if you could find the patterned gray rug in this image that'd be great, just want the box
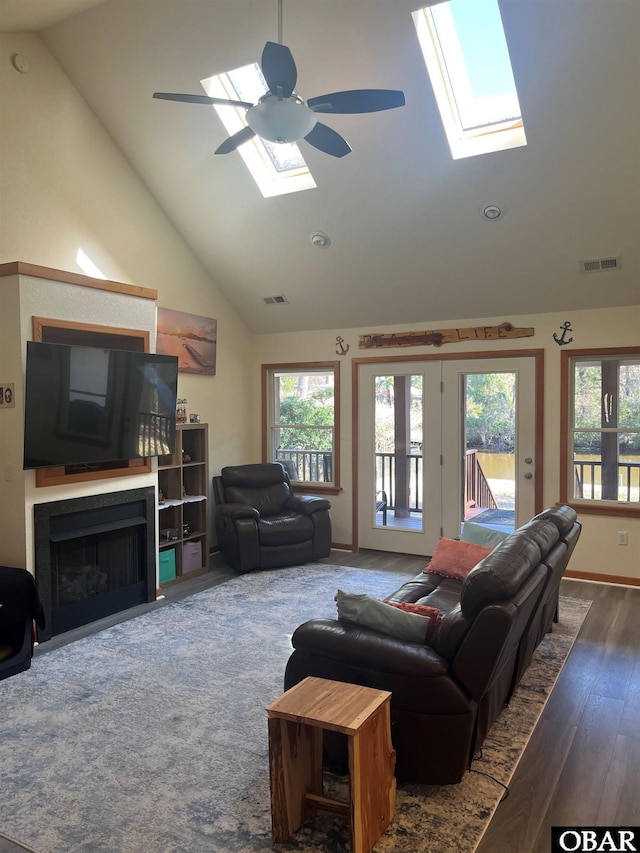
[0,563,590,853]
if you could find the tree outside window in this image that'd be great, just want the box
[263,363,339,488]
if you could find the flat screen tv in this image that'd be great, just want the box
[23,341,179,470]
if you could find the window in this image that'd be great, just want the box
[262,363,339,491]
[412,0,526,159]
[561,348,640,516]
[201,64,316,198]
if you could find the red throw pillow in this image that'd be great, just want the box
[424,537,492,581]
[384,600,443,622]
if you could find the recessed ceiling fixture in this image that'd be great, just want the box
[480,203,504,221]
[310,231,331,248]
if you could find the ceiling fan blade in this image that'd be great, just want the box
[308,89,406,114]
[215,125,257,155]
[153,92,254,109]
[261,41,297,98]
[304,122,352,158]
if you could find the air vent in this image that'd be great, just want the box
[580,256,621,274]
[263,295,288,305]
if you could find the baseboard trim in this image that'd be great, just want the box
[565,569,640,588]
[331,541,353,551]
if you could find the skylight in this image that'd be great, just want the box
[412,0,527,159]
[201,64,316,198]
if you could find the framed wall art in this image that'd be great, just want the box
[157,308,217,375]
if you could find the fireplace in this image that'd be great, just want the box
[34,488,156,640]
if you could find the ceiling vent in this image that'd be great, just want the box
[579,256,621,274]
[263,295,288,305]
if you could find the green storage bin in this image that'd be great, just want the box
[159,548,176,584]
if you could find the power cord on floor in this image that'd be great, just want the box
[470,749,510,801]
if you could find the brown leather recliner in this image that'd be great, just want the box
[212,463,331,573]
[284,506,581,785]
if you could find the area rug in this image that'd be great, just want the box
[0,563,590,853]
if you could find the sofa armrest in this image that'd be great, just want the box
[291,618,448,678]
[286,495,331,516]
[215,503,260,520]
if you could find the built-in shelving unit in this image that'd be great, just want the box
[157,423,209,584]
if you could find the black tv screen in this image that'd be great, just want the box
[23,341,179,470]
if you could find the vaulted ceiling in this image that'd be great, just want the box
[2,0,639,334]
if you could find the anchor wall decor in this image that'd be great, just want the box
[553,321,574,346]
[335,336,350,356]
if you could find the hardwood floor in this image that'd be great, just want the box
[476,578,640,853]
[3,553,639,853]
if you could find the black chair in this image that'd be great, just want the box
[0,566,45,681]
[212,463,332,573]
[376,490,388,525]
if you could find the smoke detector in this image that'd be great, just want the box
[310,231,331,248]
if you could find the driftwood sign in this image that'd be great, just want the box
[359,322,535,349]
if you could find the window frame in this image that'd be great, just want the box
[560,347,640,518]
[412,1,527,160]
[262,361,340,494]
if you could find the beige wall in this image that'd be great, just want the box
[0,33,256,542]
[0,34,638,582]
[254,306,640,580]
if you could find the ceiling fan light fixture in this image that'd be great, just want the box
[246,94,317,143]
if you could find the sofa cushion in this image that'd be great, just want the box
[532,504,578,536]
[336,590,435,644]
[460,536,542,619]
[425,538,493,581]
[258,512,313,545]
[225,482,290,516]
[461,521,510,549]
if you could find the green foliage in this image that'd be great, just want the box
[277,382,334,451]
[464,373,515,450]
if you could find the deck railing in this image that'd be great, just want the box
[275,449,333,483]
[375,453,422,512]
[573,459,640,502]
[276,449,639,505]
[465,449,499,511]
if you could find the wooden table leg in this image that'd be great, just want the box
[348,704,396,853]
[268,717,323,843]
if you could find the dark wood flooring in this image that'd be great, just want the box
[2,551,639,853]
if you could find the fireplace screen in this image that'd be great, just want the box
[34,488,156,639]
[51,526,143,609]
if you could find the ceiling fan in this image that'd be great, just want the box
[153,1,405,158]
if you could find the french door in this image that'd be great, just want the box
[357,356,538,556]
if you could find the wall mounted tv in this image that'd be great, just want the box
[23,341,179,470]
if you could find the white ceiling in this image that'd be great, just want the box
[3,0,639,334]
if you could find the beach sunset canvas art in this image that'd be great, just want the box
[157,308,217,375]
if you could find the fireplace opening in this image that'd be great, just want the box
[34,488,156,640]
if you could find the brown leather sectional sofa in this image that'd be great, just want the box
[284,505,581,785]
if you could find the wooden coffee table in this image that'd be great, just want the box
[266,676,396,853]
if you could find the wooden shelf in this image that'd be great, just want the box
[158,424,209,584]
